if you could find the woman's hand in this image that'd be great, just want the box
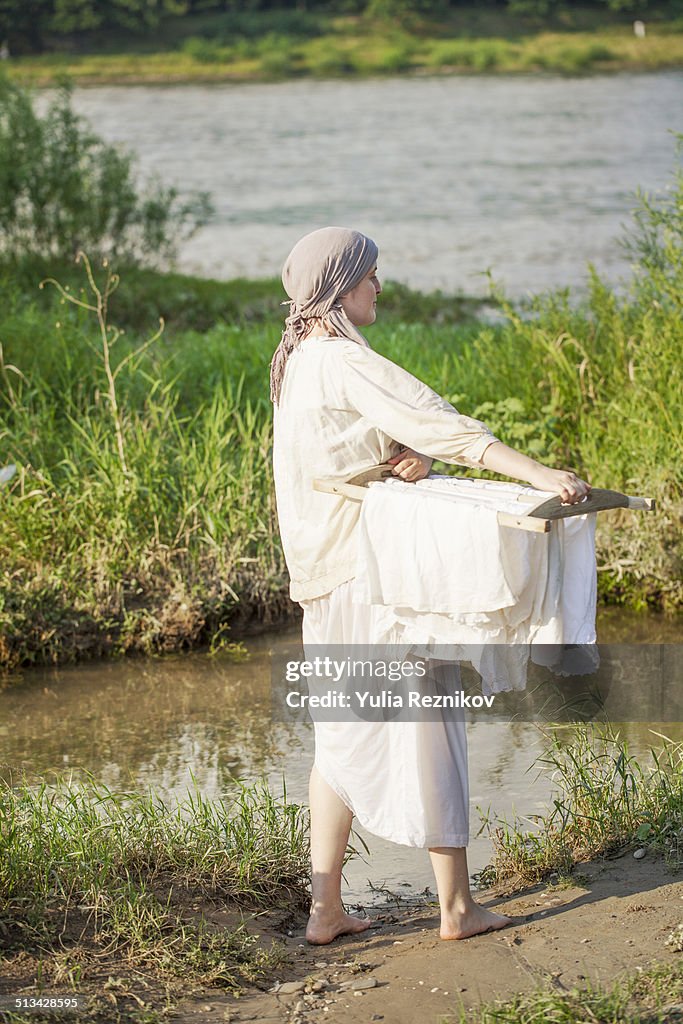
[525,465,591,504]
[387,448,432,482]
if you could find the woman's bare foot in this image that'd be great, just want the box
[306,909,373,945]
[440,902,513,941]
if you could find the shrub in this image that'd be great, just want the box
[0,77,212,264]
[427,40,476,68]
[181,36,225,63]
[307,46,358,77]
[257,33,299,78]
[377,44,414,74]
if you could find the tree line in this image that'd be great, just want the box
[1,0,677,55]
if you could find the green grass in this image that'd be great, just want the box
[5,8,683,85]
[477,726,683,889]
[0,156,681,669]
[453,958,683,1024]
[0,774,308,992]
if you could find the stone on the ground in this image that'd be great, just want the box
[351,977,378,991]
[278,981,305,995]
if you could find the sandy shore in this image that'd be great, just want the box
[167,852,682,1023]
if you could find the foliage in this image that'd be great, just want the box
[0,151,681,667]
[0,78,211,263]
[0,0,186,53]
[2,0,683,55]
[623,133,683,312]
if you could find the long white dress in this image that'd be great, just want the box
[300,579,470,848]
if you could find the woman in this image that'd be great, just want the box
[271,226,589,946]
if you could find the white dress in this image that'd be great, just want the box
[300,578,470,848]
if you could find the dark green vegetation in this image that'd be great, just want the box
[0,78,211,264]
[2,1,680,58]
[0,82,680,670]
[3,4,683,84]
[0,774,309,1018]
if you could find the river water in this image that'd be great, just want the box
[1,610,681,905]
[65,71,683,295]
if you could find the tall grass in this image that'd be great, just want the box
[0,159,680,668]
[478,726,683,888]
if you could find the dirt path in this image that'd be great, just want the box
[169,853,682,1023]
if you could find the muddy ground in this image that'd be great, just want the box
[172,852,682,1023]
[1,852,680,1023]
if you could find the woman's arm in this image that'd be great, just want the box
[481,440,590,503]
[388,441,590,503]
[336,344,589,499]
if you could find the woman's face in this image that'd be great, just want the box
[340,266,381,326]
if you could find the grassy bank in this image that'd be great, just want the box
[477,725,683,889]
[5,8,683,86]
[1,731,681,1021]
[0,774,308,1020]
[0,169,681,669]
[467,725,683,1022]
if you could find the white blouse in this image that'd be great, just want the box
[272,335,498,602]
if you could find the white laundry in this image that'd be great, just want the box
[352,476,598,693]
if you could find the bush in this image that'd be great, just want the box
[181,36,226,63]
[307,46,358,77]
[0,77,212,264]
[427,40,476,68]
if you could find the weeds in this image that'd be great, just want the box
[0,773,308,986]
[478,726,683,888]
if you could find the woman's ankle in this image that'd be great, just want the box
[309,899,345,918]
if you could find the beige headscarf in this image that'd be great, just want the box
[269,226,379,404]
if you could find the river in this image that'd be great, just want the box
[64,71,683,295]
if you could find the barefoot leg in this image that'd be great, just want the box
[428,846,513,940]
[306,765,372,945]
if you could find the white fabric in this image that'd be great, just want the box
[272,335,498,601]
[301,578,470,848]
[353,476,597,694]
